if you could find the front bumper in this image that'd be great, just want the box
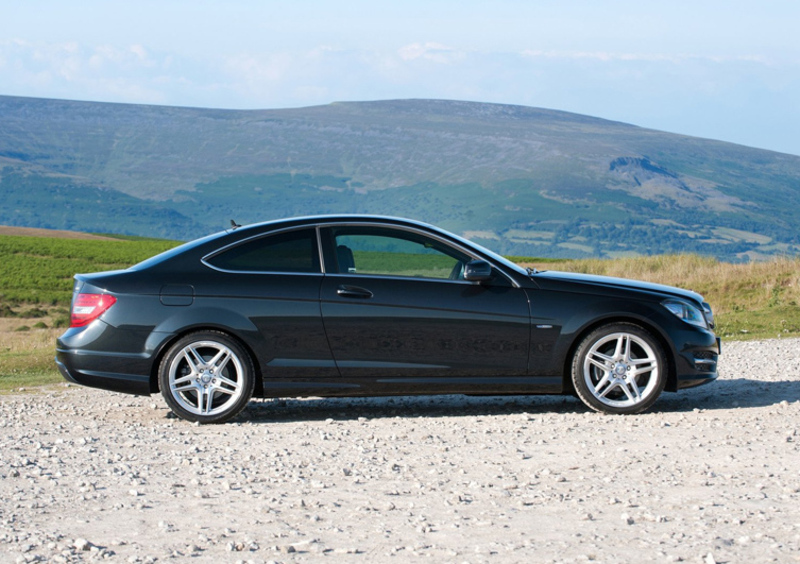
[673,335,720,391]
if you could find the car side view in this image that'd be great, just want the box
[56,216,720,423]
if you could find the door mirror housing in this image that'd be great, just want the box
[463,260,493,282]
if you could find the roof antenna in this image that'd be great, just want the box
[230,219,242,230]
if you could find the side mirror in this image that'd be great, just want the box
[463,259,493,283]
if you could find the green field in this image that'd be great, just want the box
[2,232,798,392]
[0,234,179,307]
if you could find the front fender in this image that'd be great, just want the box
[530,294,672,381]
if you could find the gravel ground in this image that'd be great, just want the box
[1,338,799,564]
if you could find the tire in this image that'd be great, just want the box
[159,331,255,423]
[571,323,667,414]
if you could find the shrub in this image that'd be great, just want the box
[20,307,48,318]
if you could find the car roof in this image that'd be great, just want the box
[233,214,438,232]
[131,215,454,271]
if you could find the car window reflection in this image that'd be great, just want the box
[333,229,470,280]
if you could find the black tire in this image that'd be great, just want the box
[571,323,667,414]
[159,331,255,423]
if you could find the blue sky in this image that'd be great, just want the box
[2,0,799,155]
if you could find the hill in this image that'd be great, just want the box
[2,95,800,260]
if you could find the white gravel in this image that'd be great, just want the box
[1,338,799,563]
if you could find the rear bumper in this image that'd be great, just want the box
[55,321,164,396]
[55,352,152,396]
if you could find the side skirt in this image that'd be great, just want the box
[259,376,563,398]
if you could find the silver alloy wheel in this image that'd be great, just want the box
[582,331,660,409]
[167,340,246,416]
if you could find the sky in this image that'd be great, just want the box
[2,0,799,155]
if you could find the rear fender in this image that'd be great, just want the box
[148,307,264,393]
[151,306,259,337]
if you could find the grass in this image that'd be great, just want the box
[1,231,798,392]
[0,235,178,306]
[0,320,65,391]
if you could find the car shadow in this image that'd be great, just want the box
[227,377,799,424]
[237,393,587,424]
[654,377,800,412]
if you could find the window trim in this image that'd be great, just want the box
[201,225,325,275]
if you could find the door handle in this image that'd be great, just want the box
[336,285,374,299]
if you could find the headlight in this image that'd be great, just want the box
[662,300,708,328]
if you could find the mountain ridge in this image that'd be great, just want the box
[1,94,799,260]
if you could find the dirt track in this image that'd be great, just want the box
[1,338,799,563]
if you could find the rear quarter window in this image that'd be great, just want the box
[205,228,320,273]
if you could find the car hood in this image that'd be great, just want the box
[532,270,706,304]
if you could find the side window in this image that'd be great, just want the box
[206,229,320,273]
[332,227,470,280]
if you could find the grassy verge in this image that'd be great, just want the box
[0,321,65,391]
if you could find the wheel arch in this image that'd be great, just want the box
[560,315,677,396]
[149,325,264,397]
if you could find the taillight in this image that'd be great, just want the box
[70,293,117,328]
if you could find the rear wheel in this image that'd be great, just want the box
[159,331,255,423]
[571,323,666,414]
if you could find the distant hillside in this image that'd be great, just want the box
[2,95,800,260]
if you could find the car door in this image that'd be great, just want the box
[318,225,531,385]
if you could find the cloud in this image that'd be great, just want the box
[223,52,294,83]
[0,39,172,103]
[520,49,773,66]
[398,42,465,64]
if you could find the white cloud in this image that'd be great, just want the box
[0,39,174,104]
[88,44,157,70]
[223,52,294,83]
[520,49,773,66]
[398,42,465,64]
[129,44,148,62]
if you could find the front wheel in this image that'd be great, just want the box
[159,331,255,423]
[571,323,667,414]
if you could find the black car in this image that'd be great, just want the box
[56,215,720,423]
